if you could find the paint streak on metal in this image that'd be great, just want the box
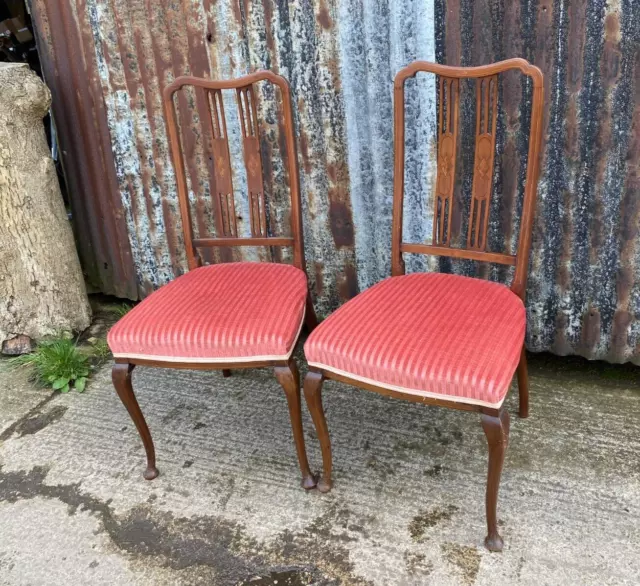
[339,0,438,288]
[31,0,640,364]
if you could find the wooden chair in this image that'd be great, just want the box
[302,59,544,551]
[107,71,318,490]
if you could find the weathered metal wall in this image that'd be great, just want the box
[437,0,640,364]
[30,0,640,364]
[29,0,138,299]
[31,0,436,308]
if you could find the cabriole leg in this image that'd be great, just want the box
[481,409,510,551]
[112,362,158,480]
[303,371,332,493]
[274,359,316,489]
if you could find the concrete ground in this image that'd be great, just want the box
[1,346,639,585]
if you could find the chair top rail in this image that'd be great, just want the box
[394,58,543,85]
[163,71,289,98]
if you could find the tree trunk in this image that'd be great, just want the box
[0,63,91,349]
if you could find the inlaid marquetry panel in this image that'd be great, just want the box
[433,77,459,246]
[237,85,267,238]
[467,75,498,251]
[203,87,237,237]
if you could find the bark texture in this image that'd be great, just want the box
[0,63,91,346]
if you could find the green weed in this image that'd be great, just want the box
[110,303,133,319]
[91,338,111,365]
[9,338,90,393]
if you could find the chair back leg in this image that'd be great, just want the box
[481,409,510,551]
[112,363,159,480]
[516,346,529,418]
[303,371,332,492]
[304,294,319,333]
[275,359,317,489]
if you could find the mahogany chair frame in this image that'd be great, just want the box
[112,71,318,489]
[303,59,544,550]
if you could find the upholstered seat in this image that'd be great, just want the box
[108,262,308,363]
[304,272,525,408]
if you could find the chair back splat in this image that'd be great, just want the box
[162,71,306,273]
[391,59,544,299]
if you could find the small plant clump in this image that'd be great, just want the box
[9,338,90,393]
[111,303,133,319]
[91,338,112,365]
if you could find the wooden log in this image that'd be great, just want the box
[0,63,91,349]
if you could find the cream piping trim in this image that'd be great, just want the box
[113,306,306,364]
[306,361,507,409]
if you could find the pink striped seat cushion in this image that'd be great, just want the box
[108,262,308,362]
[304,273,525,408]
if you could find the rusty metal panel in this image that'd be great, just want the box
[31,0,436,314]
[438,0,640,364]
[31,0,640,364]
[29,0,137,299]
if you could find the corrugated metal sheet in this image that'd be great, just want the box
[30,0,640,364]
[438,0,640,364]
[29,0,137,299]
[31,0,437,310]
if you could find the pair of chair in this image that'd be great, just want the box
[107,59,544,551]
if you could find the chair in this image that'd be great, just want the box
[302,59,544,550]
[107,71,318,490]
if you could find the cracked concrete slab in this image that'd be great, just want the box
[0,361,54,436]
[0,350,639,585]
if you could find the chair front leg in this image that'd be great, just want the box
[516,346,529,418]
[112,362,159,480]
[481,409,510,551]
[274,359,317,490]
[303,370,332,493]
[222,369,232,378]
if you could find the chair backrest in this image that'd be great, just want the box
[391,59,544,299]
[163,71,305,273]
